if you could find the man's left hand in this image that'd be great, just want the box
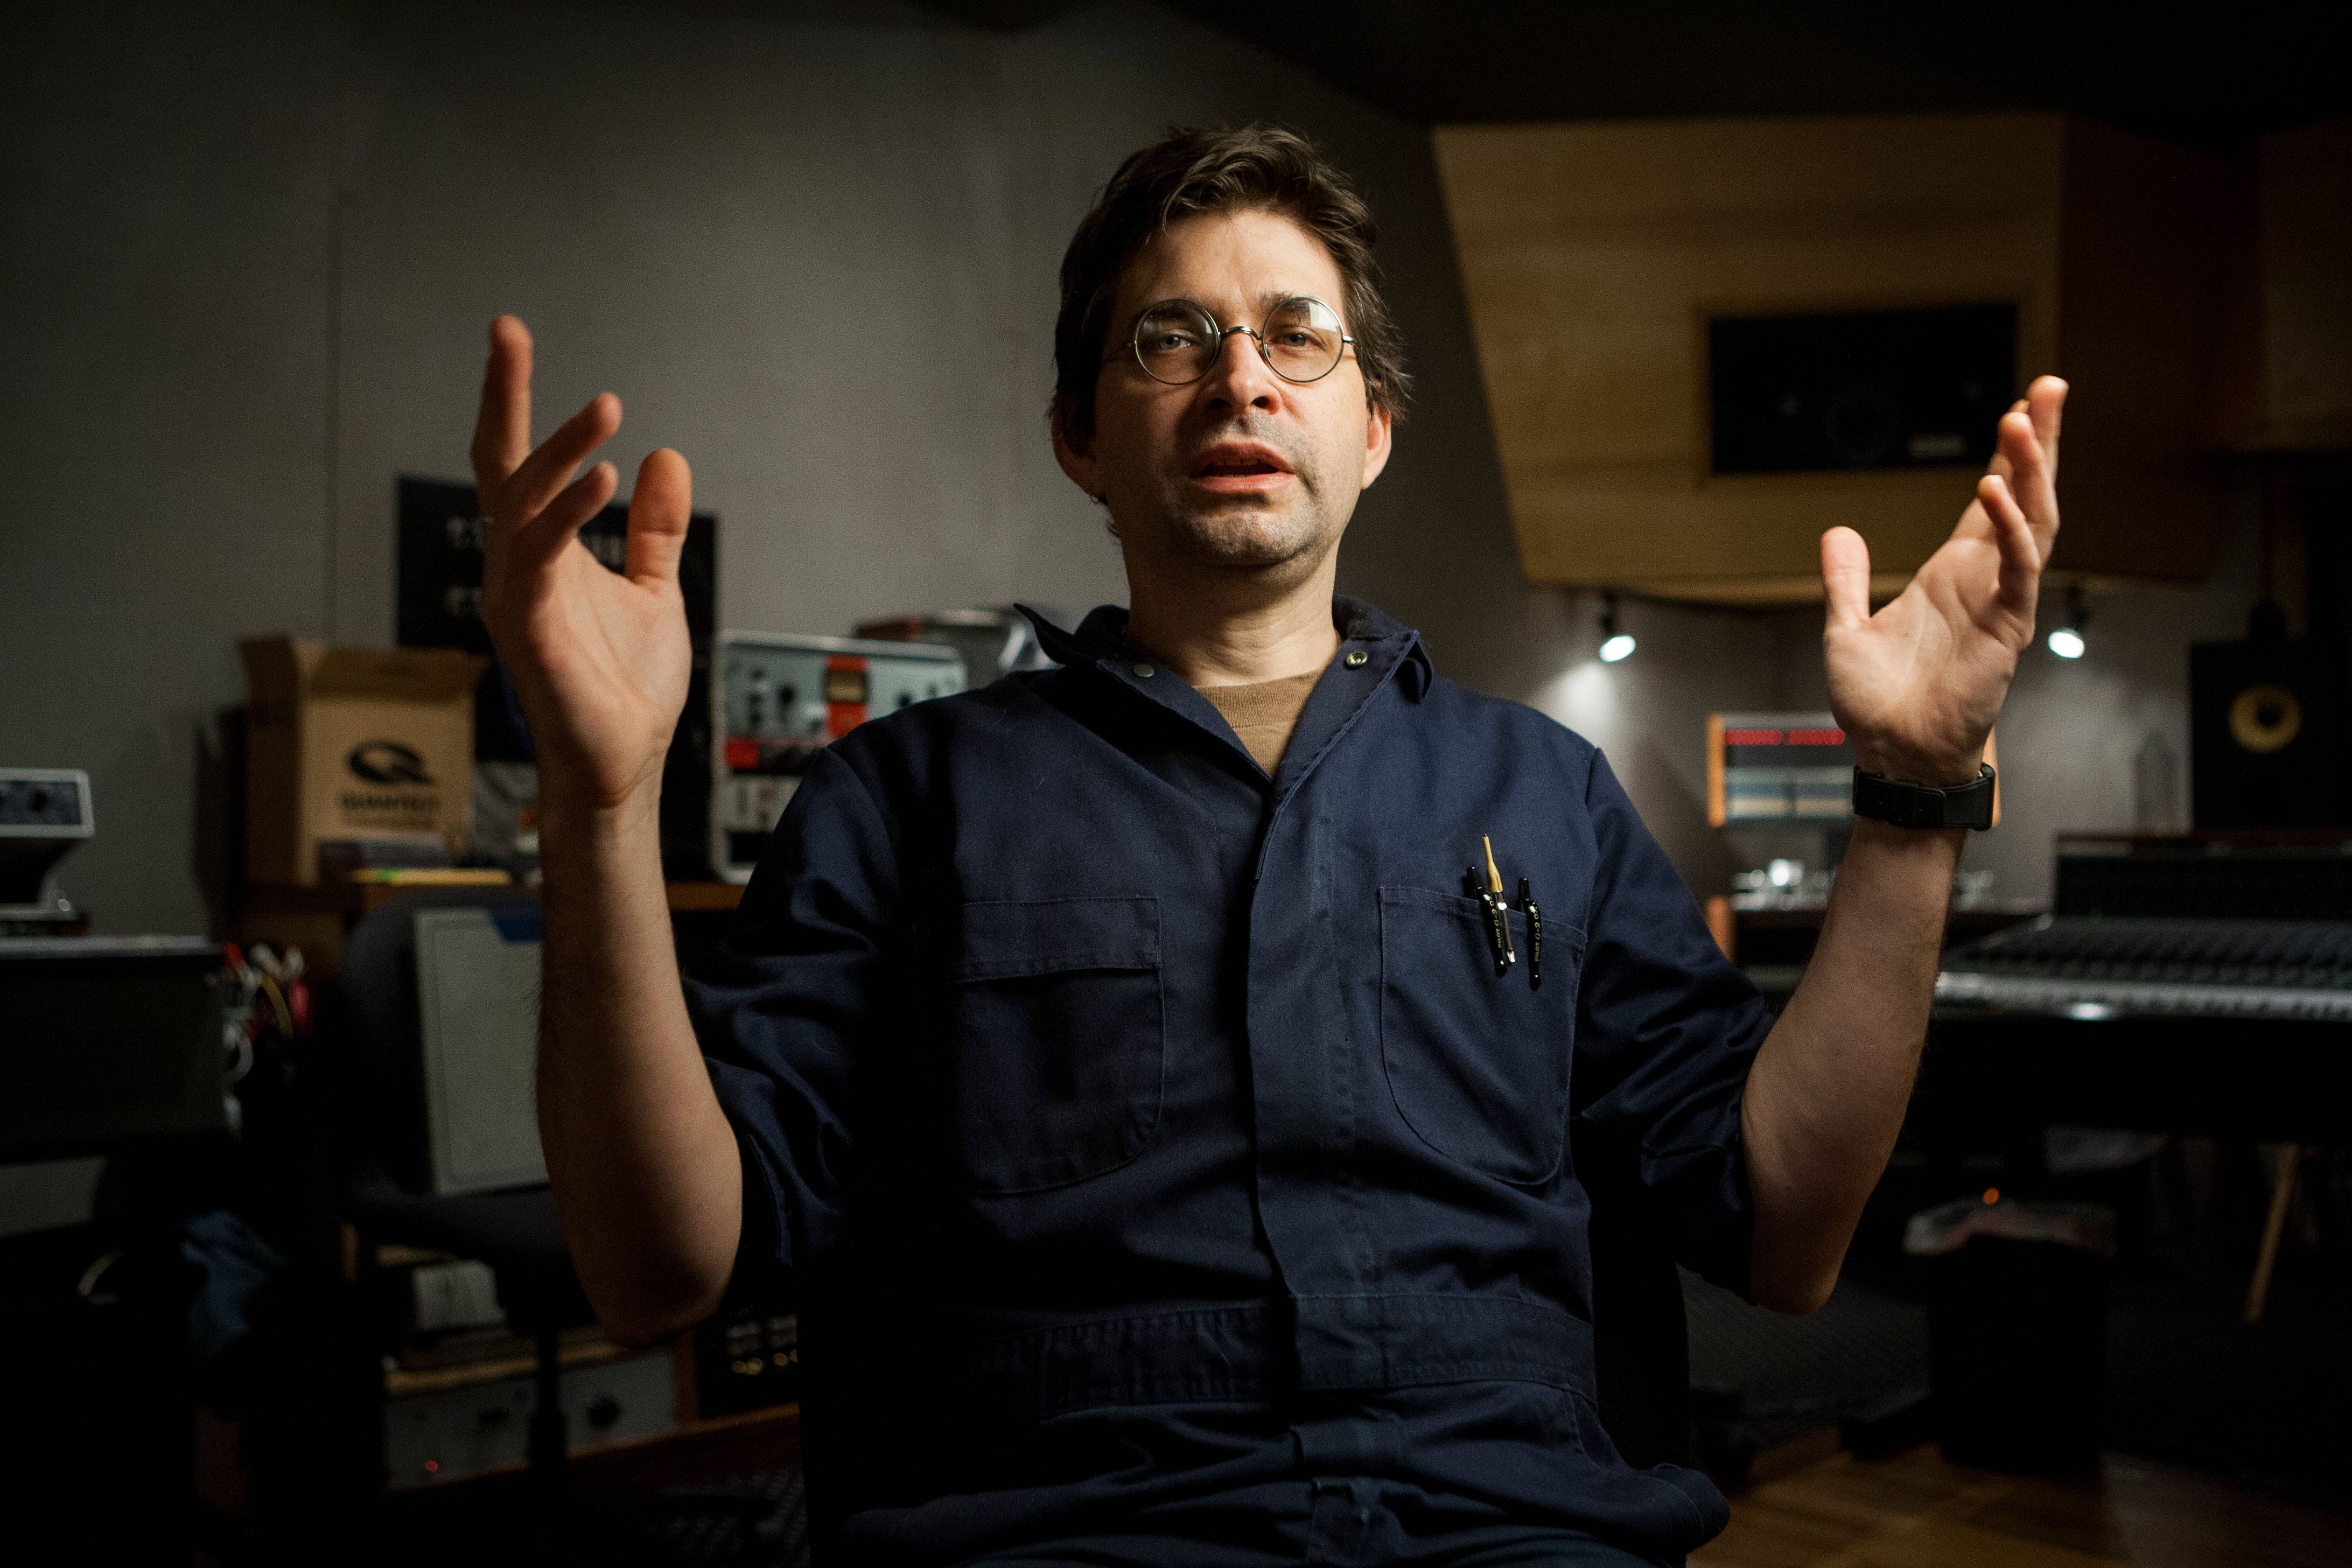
[1822,375,2067,786]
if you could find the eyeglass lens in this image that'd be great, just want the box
[1133,298,1347,386]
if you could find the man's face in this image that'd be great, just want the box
[1057,208,1392,580]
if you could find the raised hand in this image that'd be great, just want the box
[1821,376,2067,787]
[471,316,694,817]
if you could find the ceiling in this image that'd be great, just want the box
[922,0,2350,148]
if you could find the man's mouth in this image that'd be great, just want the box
[1188,443,1296,487]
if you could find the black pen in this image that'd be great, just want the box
[1475,836,1516,975]
[1517,876,1543,989]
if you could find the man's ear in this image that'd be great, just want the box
[1051,408,1102,502]
[1359,400,1394,492]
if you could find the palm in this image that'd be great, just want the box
[470,317,697,812]
[499,531,691,804]
[1821,379,2066,784]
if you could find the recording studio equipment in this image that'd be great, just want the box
[1920,834,2352,1143]
[1934,834,2352,1022]
[395,477,720,878]
[1709,304,2015,475]
[695,1302,802,1418]
[1,767,93,932]
[713,633,966,882]
[0,936,227,1160]
[1935,916,2352,1023]
[383,1346,675,1489]
[1705,713,1854,825]
[2043,832,2352,921]
[2189,630,2349,829]
[855,607,1060,685]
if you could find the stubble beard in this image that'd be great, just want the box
[1146,433,1341,575]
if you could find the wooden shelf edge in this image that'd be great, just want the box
[383,1335,636,1397]
[243,878,745,916]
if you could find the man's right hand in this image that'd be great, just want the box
[473,319,740,1346]
[471,314,694,817]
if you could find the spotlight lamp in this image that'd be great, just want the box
[2047,585,2088,660]
[1598,592,1636,663]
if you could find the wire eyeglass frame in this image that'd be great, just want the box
[1109,296,1357,387]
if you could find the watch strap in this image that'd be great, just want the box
[1851,763,1996,830]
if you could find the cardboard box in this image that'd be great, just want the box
[241,638,486,886]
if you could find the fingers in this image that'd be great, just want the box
[470,316,534,498]
[1995,405,2060,561]
[510,461,621,575]
[625,449,694,587]
[1983,398,2025,483]
[1819,526,1873,633]
[1979,472,2041,620]
[2026,374,2066,475]
[496,391,623,535]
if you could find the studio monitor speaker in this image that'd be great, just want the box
[2189,636,2349,829]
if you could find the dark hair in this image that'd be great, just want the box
[1051,124,1411,450]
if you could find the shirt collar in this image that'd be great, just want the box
[1014,596,1432,700]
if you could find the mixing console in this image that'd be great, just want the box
[1936,915,2352,1021]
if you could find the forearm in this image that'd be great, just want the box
[1742,817,1964,1312]
[536,792,741,1345]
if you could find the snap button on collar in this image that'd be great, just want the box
[1345,650,1369,668]
[1132,662,1155,678]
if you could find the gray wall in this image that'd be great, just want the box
[2,0,2262,942]
[2,0,1521,935]
[4,2,340,936]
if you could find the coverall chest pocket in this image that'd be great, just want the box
[935,895,1166,1194]
[1377,885,1584,1185]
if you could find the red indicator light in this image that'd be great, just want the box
[1787,728,1847,746]
[1982,1188,2000,1205]
[424,1460,440,1473]
[1723,729,1784,747]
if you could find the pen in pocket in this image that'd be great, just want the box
[1465,835,1516,976]
[1517,877,1542,989]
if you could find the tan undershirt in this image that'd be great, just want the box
[1199,670,1323,774]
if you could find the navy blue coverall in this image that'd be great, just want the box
[685,599,1775,1565]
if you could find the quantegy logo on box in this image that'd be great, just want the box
[347,741,435,786]
[342,740,442,830]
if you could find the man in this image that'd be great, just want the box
[471,127,2063,1566]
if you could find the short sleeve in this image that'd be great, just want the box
[684,745,900,1297]
[1571,748,1772,1296]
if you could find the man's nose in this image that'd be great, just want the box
[1199,325,1284,410]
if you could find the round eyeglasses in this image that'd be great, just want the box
[1117,297,1355,387]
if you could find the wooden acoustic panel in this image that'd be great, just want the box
[1434,114,2232,602]
[2208,117,2352,454]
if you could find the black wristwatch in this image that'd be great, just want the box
[1851,764,1997,830]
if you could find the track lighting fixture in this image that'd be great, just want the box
[1598,592,1635,663]
[2047,585,2087,660]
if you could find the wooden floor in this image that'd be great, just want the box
[1692,1445,2350,1568]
